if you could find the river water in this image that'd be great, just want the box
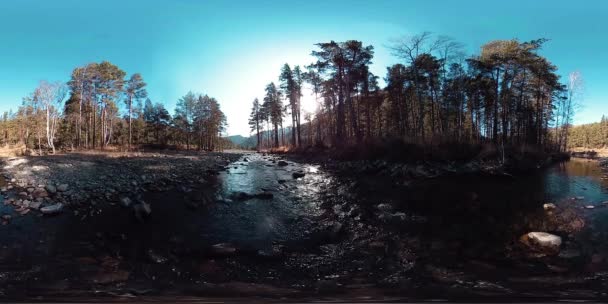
[0,154,607,300]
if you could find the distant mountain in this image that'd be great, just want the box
[226,135,248,146]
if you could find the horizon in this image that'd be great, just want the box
[1,0,607,137]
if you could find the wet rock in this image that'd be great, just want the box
[277,160,289,166]
[45,184,57,194]
[40,203,64,215]
[292,171,306,179]
[230,191,274,201]
[57,184,69,192]
[210,243,237,255]
[254,191,274,200]
[520,232,562,256]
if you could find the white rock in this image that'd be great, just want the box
[521,232,562,255]
[543,203,556,211]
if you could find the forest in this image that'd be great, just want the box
[567,116,608,148]
[249,33,588,156]
[0,61,229,154]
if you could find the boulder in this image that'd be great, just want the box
[277,160,289,166]
[292,172,306,179]
[40,203,64,215]
[520,232,562,256]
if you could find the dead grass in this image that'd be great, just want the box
[0,144,26,157]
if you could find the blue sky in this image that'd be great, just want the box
[0,0,606,136]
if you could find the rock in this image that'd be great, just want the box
[376,203,394,212]
[520,232,562,256]
[254,191,274,200]
[133,202,151,222]
[29,201,42,210]
[292,172,306,179]
[32,188,48,198]
[543,203,556,211]
[45,184,57,194]
[210,243,237,255]
[119,197,132,207]
[57,184,69,192]
[277,160,289,166]
[40,203,64,215]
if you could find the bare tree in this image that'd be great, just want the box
[35,81,67,154]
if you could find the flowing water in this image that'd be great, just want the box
[0,154,607,300]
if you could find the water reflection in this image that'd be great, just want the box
[546,159,608,205]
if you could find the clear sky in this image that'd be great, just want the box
[0,0,606,136]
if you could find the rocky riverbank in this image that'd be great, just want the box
[0,151,241,218]
[0,151,606,301]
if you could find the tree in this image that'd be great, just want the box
[311,40,374,145]
[263,82,283,147]
[124,73,147,149]
[175,92,197,149]
[248,98,262,150]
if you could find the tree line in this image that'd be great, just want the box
[0,61,228,153]
[567,115,608,149]
[249,33,584,152]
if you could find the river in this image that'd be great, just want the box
[0,154,607,300]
